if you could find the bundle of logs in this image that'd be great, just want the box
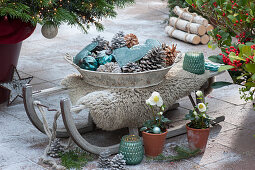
[165,6,214,45]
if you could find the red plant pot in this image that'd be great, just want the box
[0,42,22,103]
[186,124,210,153]
[142,130,167,157]
[0,17,35,104]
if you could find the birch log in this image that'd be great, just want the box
[200,34,210,44]
[169,17,206,36]
[165,26,200,45]
[173,6,208,26]
[206,24,214,33]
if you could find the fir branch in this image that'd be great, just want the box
[148,146,200,162]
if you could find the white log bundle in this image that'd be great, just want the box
[200,34,210,45]
[173,6,208,26]
[165,25,200,45]
[206,24,214,33]
[169,17,206,36]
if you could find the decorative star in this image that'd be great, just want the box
[0,67,33,105]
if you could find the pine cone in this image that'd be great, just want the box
[98,150,111,168]
[122,62,142,73]
[47,138,64,158]
[97,62,121,73]
[92,35,109,51]
[162,43,179,66]
[110,153,126,170]
[124,33,139,48]
[138,46,166,71]
[111,31,126,50]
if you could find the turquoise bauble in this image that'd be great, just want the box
[153,127,161,134]
[73,42,98,65]
[79,56,98,71]
[97,55,113,65]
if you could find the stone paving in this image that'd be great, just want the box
[1,0,255,169]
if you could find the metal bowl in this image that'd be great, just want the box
[65,54,181,88]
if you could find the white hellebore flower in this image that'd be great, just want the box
[193,111,198,116]
[195,116,199,120]
[147,92,163,107]
[196,90,203,97]
[158,112,163,116]
[202,113,207,118]
[146,99,150,105]
[197,103,206,112]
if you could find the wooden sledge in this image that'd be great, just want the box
[23,74,225,155]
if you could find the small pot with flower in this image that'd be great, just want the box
[140,92,171,157]
[185,90,211,153]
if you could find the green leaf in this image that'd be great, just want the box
[208,55,224,64]
[218,65,235,72]
[246,64,255,73]
[162,118,171,123]
[140,127,147,131]
[185,0,193,5]
[245,82,255,88]
[227,15,236,22]
[238,44,245,51]
[208,41,213,49]
[212,44,217,50]
[211,81,233,89]
[252,74,255,81]
[242,46,251,57]
[229,52,245,61]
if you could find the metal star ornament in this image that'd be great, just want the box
[0,67,33,105]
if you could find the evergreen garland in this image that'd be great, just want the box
[148,145,200,162]
[0,0,134,32]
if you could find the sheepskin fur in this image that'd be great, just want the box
[61,60,212,131]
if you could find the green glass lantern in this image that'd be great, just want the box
[183,52,205,75]
[119,135,144,165]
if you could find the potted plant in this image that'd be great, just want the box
[140,92,171,157]
[185,0,255,108]
[0,0,133,103]
[185,90,211,152]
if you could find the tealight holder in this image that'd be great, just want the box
[183,52,205,75]
[119,135,144,165]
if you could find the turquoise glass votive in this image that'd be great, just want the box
[119,135,144,165]
[183,52,205,75]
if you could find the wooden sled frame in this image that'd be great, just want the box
[23,76,225,155]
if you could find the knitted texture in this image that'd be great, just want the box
[61,58,212,131]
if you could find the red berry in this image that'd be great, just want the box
[223,13,226,16]
[218,38,220,40]
[252,18,255,21]
[236,20,238,23]
[240,19,242,22]
[234,24,236,26]
[232,1,234,3]
[246,13,249,16]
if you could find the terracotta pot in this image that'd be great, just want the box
[142,130,167,157]
[0,42,22,104]
[186,123,209,153]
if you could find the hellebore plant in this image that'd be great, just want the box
[185,91,211,129]
[140,92,171,134]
